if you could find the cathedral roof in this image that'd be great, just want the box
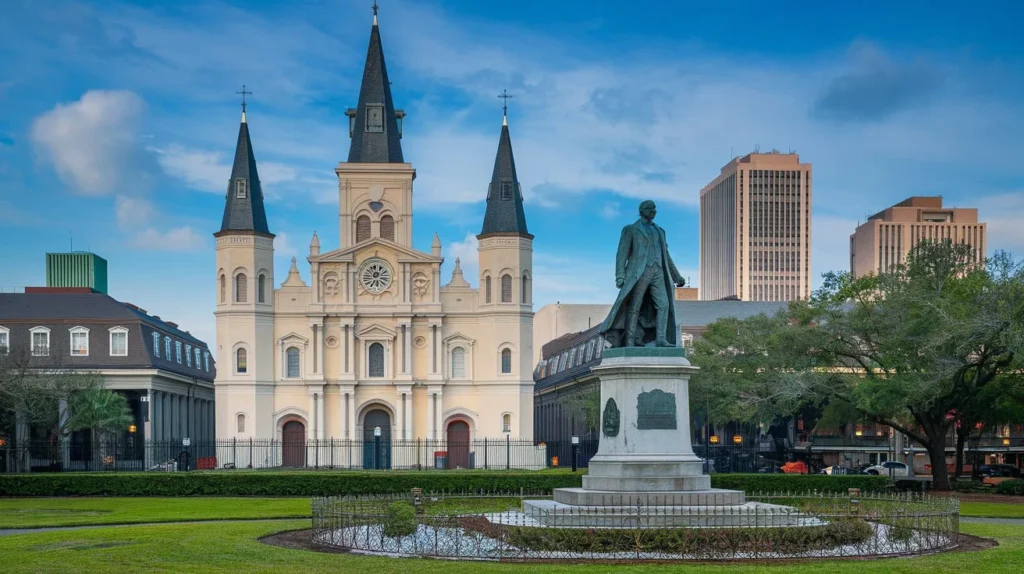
[346,7,404,164]
[216,108,273,237]
[478,112,532,240]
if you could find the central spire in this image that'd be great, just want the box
[346,3,404,163]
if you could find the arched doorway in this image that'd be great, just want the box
[282,420,306,468]
[362,408,392,469]
[446,420,471,469]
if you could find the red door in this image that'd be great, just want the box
[282,421,306,468]
[446,421,470,469]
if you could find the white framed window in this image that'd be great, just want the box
[484,276,492,304]
[195,348,201,368]
[501,274,512,303]
[501,348,512,374]
[0,326,8,354]
[109,327,128,357]
[237,413,246,433]
[69,326,89,356]
[235,273,248,303]
[30,326,50,356]
[451,347,466,378]
[204,351,210,372]
[286,347,300,378]
[236,348,248,374]
[175,341,182,364]
[257,274,266,303]
[152,332,160,358]
[164,336,171,360]
[235,178,247,199]
[185,344,192,366]
[368,343,384,377]
[503,413,512,433]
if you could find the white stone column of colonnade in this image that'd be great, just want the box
[427,386,443,440]
[398,385,413,440]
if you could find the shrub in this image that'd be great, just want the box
[382,501,418,538]
[996,479,1024,496]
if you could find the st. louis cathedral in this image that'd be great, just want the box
[213,9,535,467]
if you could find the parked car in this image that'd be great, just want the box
[978,464,1021,478]
[863,461,909,476]
[821,465,855,475]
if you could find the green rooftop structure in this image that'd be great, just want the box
[45,252,108,294]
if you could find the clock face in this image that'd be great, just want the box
[359,258,393,294]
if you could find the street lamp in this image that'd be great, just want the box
[732,435,743,445]
[571,435,579,472]
[373,426,382,470]
[710,435,719,444]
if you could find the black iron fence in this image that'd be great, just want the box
[311,491,960,561]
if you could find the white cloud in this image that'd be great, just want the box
[599,202,620,220]
[976,192,1024,255]
[132,226,207,251]
[274,231,299,259]
[30,90,149,195]
[444,232,479,286]
[152,143,300,199]
[114,195,154,228]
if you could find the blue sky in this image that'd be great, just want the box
[1,0,1022,354]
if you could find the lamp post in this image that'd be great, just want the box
[374,426,381,470]
[505,427,511,471]
[571,435,579,472]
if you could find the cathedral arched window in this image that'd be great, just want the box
[220,274,226,303]
[236,348,247,374]
[368,342,384,378]
[521,273,530,304]
[380,215,395,241]
[237,413,246,433]
[257,274,266,303]
[501,348,512,374]
[235,273,248,303]
[286,347,300,378]
[356,215,371,243]
[451,347,466,378]
[484,276,492,304]
[501,274,512,303]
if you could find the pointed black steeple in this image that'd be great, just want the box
[346,5,404,163]
[216,100,273,238]
[478,109,532,240]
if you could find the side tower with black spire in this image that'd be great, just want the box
[337,5,415,249]
[213,95,276,440]
[476,101,534,436]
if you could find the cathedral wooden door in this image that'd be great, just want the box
[446,421,471,469]
[282,421,306,468]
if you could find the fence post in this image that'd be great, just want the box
[506,434,511,470]
[249,437,253,469]
[484,438,488,470]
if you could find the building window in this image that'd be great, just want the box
[195,348,201,368]
[485,276,492,303]
[204,352,210,372]
[237,414,246,433]
[236,348,247,374]
[521,274,530,304]
[577,343,586,366]
[220,274,226,303]
[503,413,511,433]
[451,347,466,378]
[501,348,512,374]
[30,327,50,356]
[109,327,128,357]
[356,215,371,243]
[175,341,182,364]
[286,347,300,378]
[165,336,171,359]
[380,215,395,241]
[235,273,248,303]
[559,351,568,372]
[365,104,384,132]
[152,332,160,358]
[500,181,512,201]
[258,274,266,303]
[185,344,192,367]
[585,339,595,362]
[368,342,384,378]
[235,178,247,199]
[70,327,89,356]
[501,274,512,303]
[0,326,9,354]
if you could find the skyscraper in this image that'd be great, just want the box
[849,196,986,278]
[700,151,812,301]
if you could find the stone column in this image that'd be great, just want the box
[308,391,317,440]
[346,324,355,376]
[403,389,413,440]
[427,390,436,441]
[152,393,161,441]
[317,392,325,440]
[403,324,412,375]
[347,390,356,440]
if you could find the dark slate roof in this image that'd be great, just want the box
[0,292,215,381]
[478,117,532,239]
[217,115,272,237]
[346,18,404,163]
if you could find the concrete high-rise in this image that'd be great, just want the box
[699,151,812,302]
[849,196,986,278]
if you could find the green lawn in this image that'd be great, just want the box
[0,521,1019,573]
[961,502,1024,519]
[0,497,312,528]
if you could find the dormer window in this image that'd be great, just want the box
[235,178,247,199]
[365,104,384,132]
[500,181,513,201]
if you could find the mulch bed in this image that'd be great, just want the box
[957,494,1024,504]
[259,528,997,561]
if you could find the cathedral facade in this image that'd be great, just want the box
[213,12,535,465]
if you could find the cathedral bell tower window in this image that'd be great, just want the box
[500,181,512,201]
[235,179,247,199]
[366,104,384,133]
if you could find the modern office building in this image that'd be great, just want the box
[699,151,812,302]
[849,196,987,278]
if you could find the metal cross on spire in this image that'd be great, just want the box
[236,85,252,113]
[498,89,514,125]
[372,1,379,25]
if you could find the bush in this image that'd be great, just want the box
[996,479,1024,496]
[0,471,891,498]
[382,501,418,538]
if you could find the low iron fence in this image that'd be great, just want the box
[311,490,960,561]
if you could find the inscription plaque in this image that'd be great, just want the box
[636,389,677,430]
[602,398,620,437]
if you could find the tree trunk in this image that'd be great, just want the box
[954,428,968,480]
[926,439,951,491]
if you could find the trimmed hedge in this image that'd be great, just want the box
[0,471,891,497]
[996,479,1024,496]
